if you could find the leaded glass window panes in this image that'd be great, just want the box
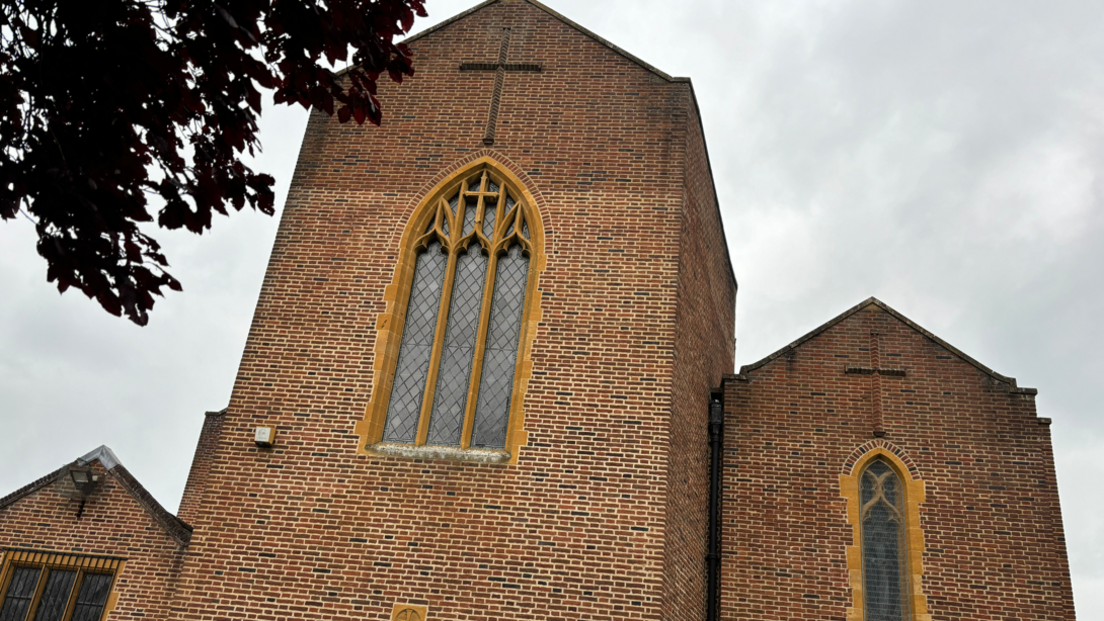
[384,240,448,443]
[483,199,497,239]
[462,196,477,236]
[861,460,910,621]
[472,244,528,448]
[32,570,76,621]
[0,567,40,621]
[69,574,112,621]
[377,167,536,450]
[427,242,487,445]
[0,551,121,621]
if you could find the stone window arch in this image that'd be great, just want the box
[840,444,928,621]
[357,158,542,460]
[859,459,909,620]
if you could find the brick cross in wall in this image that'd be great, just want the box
[460,27,542,146]
[845,331,906,437]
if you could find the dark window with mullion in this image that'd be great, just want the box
[32,570,76,621]
[427,242,488,445]
[861,460,910,621]
[383,241,449,443]
[68,574,111,621]
[379,170,536,450]
[471,244,529,448]
[0,567,42,621]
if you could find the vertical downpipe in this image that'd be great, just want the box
[706,391,724,621]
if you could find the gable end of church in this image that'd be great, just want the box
[0,2,1076,620]
[720,297,1073,619]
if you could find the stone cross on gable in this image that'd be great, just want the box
[845,330,906,438]
[460,27,542,146]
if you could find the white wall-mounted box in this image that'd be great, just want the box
[254,426,276,448]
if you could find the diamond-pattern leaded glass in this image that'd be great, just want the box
[0,552,122,621]
[463,197,477,237]
[32,570,76,621]
[428,242,488,445]
[378,166,535,450]
[483,200,497,239]
[384,241,448,443]
[69,574,112,621]
[472,244,529,448]
[501,197,515,236]
[444,195,458,236]
[0,567,40,621]
[861,460,909,621]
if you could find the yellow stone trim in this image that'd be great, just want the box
[356,156,544,464]
[391,602,429,621]
[461,172,503,449]
[839,448,930,621]
[416,228,458,447]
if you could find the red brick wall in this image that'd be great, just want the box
[720,302,1075,620]
[169,2,732,620]
[0,462,188,620]
[662,93,737,620]
[177,410,226,525]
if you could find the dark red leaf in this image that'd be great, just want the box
[0,0,422,324]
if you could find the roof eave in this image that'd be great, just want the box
[0,447,193,546]
[397,0,679,82]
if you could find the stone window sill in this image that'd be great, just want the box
[366,442,511,463]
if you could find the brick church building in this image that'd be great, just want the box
[0,1,1076,620]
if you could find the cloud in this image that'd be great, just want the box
[1,0,1100,616]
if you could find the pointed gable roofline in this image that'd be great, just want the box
[396,0,737,288]
[403,0,686,83]
[735,297,1037,395]
[0,446,193,546]
[335,0,737,288]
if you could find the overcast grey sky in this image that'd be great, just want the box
[1,0,1100,615]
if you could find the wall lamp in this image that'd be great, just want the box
[68,465,104,518]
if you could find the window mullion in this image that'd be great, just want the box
[415,190,465,446]
[416,246,459,446]
[861,461,910,621]
[461,248,500,450]
[24,568,50,621]
[56,570,79,621]
[460,181,505,449]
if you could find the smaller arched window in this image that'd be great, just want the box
[359,160,541,457]
[841,446,927,621]
[860,460,910,621]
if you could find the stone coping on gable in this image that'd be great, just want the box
[0,445,193,546]
[727,297,1037,395]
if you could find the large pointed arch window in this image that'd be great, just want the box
[369,164,538,452]
[860,459,911,621]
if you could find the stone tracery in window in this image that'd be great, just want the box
[860,460,910,621]
[840,444,928,621]
[374,165,537,452]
